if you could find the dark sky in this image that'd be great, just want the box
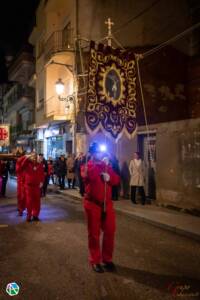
[0,0,39,83]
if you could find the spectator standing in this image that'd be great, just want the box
[110,155,120,201]
[16,155,26,215]
[66,154,75,188]
[56,155,67,189]
[121,161,130,199]
[1,160,10,197]
[47,158,55,184]
[38,154,48,197]
[77,153,87,196]
[129,152,146,205]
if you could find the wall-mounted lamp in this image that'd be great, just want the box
[55,78,65,98]
[55,78,74,103]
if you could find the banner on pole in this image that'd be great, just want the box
[86,41,137,140]
[0,124,10,147]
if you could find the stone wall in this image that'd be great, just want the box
[156,118,200,209]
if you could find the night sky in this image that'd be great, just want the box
[0,0,39,83]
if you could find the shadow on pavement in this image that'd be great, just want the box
[0,200,84,225]
[115,265,200,295]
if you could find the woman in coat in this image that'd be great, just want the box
[129,152,146,205]
[66,154,75,188]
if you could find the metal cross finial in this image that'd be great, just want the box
[105,18,114,46]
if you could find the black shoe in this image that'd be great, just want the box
[132,201,137,204]
[92,264,104,273]
[26,217,32,222]
[32,216,40,222]
[102,262,116,272]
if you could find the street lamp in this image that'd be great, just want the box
[55,78,65,96]
[54,76,77,154]
[55,78,75,103]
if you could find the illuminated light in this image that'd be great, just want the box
[100,144,107,152]
[44,129,51,138]
[55,78,65,96]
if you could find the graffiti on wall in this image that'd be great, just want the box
[144,83,186,113]
[180,130,200,188]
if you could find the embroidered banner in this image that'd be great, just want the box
[86,41,137,140]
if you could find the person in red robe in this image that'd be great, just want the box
[81,142,120,273]
[20,153,45,222]
[16,155,26,216]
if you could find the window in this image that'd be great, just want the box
[62,22,73,49]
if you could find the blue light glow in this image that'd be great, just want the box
[100,144,107,152]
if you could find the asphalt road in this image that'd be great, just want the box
[0,180,200,300]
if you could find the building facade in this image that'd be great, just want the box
[3,48,35,151]
[29,0,75,158]
[29,0,200,210]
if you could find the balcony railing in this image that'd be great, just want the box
[4,84,35,111]
[44,30,74,62]
[10,119,34,136]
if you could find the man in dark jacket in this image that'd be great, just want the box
[38,154,48,197]
[56,155,67,189]
[111,155,120,201]
[1,160,10,197]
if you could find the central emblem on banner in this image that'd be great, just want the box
[86,41,137,140]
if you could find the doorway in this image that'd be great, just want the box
[66,140,72,155]
[138,134,156,200]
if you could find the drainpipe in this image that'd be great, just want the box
[73,0,79,155]
[75,0,79,37]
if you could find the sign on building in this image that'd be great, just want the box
[0,124,10,147]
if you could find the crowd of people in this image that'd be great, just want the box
[0,144,147,273]
[0,149,147,206]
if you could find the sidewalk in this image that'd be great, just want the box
[54,187,200,242]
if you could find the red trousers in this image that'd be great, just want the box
[84,200,116,265]
[25,186,41,218]
[17,178,26,213]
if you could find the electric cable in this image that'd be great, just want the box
[141,21,200,58]
[113,0,162,35]
[135,55,150,141]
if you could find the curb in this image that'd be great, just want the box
[115,208,200,242]
[157,203,200,218]
[56,190,200,242]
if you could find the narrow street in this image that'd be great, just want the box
[0,180,199,300]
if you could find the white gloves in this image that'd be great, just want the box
[101,172,110,182]
[39,182,43,188]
